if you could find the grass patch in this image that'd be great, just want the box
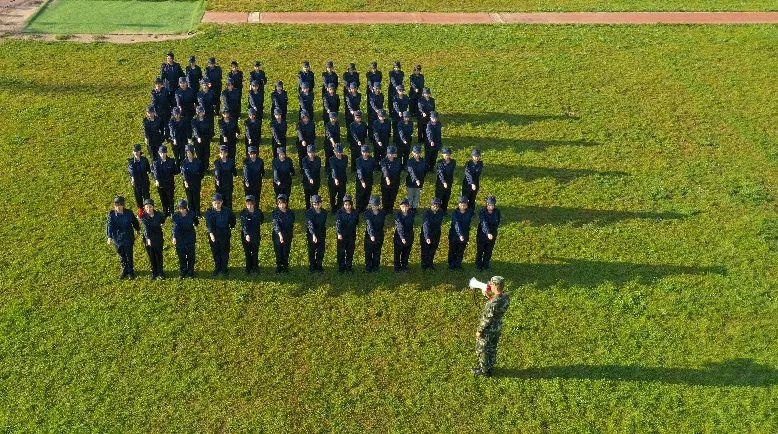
[0,24,776,431]
[26,0,205,34]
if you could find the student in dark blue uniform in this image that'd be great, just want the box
[172,199,198,278]
[296,110,316,166]
[448,196,474,270]
[106,196,140,279]
[205,57,223,114]
[191,106,214,171]
[366,61,382,98]
[168,106,189,163]
[323,83,340,126]
[228,61,244,92]
[391,84,409,139]
[197,77,217,128]
[143,105,165,157]
[304,194,327,273]
[128,144,151,209]
[408,65,424,116]
[462,148,484,210]
[240,195,264,275]
[160,51,185,98]
[181,145,205,217]
[395,110,414,167]
[363,195,385,272]
[372,109,391,163]
[476,196,501,271]
[271,194,295,273]
[349,110,368,172]
[405,145,427,212]
[298,61,315,94]
[250,61,268,101]
[270,109,287,159]
[343,63,359,100]
[301,144,322,210]
[214,144,237,210]
[270,81,288,121]
[379,146,402,212]
[322,60,338,99]
[367,82,384,137]
[205,193,236,276]
[151,78,172,139]
[221,79,242,120]
[420,197,445,270]
[389,61,404,102]
[335,194,359,273]
[435,147,456,212]
[393,198,415,272]
[175,76,197,122]
[424,111,442,169]
[151,145,179,217]
[324,112,341,168]
[328,144,348,211]
[355,145,377,213]
[248,79,265,124]
[272,146,295,201]
[243,146,265,206]
[345,82,362,128]
[219,110,240,160]
[417,87,436,143]
[140,198,167,280]
[186,56,203,92]
[244,107,262,158]
[298,82,315,121]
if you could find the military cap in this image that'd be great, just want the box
[422,87,431,95]
[245,194,256,202]
[371,61,378,68]
[221,109,231,116]
[178,77,187,84]
[273,108,282,116]
[432,197,443,206]
[307,144,316,153]
[442,147,452,155]
[327,83,336,89]
[302,61,310,67]
[354,110,363,117]
[300,109,310,118]
[276,80,284,87]
[402,110,411,118]
[301,82,310,90]
[429,111,438,119]
[400,198,410,206]
[349,62,356,69]
[248,107,257,116]
[154,77,163,85]
[329,111,339,118]
[377,109,387,117]
[486,196,497,205]
[277,146,286,154]
[348,82,357,89]
[230,60,238,66]
[396,84,405,92]
[276,193,288,202]
[177,199,188,208]
[185,144,195,153]
[113,195,126,205]
[219,144,228,152]
[471,148,482,157]
[172,106,182,116]
[208,57,216,64]
[343,194,353,203]
[373,82,382,89]
[146,105,156,113]
[143,198,155,206]
[394,61,401,68]
[311,194,322,203]
[458,196,469,204]
[189,55,196,63]
[212,193,223,201]
[159,145,168,153]
[227,78,235,86]
[133,144,143,152]
[369,195,381,206]
[387,146,398,155]
[489,276,505,287]
[248,146,258,153]
[200,77,210,85]
[360,145,371,153]
[254,61,262,67]
[250,79,260,87]
[196,105,205,114]
[326,60,334,68]
[412,145,422,154]
[334,144,344,153]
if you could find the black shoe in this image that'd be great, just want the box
[472,367,491,377]
[429,265,436,270]
[128,273,136,280]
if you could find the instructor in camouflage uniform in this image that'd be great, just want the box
[474,276,510,377]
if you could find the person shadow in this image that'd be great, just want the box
[494,358,777,387]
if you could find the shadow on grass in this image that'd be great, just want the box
[446,136,601,154]
[496,359,777,387]
[446,112,579,127]
[0,76,146,94]
[486,163,629,183]
[498,205,694,226]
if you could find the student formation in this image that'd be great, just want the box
[106,52,503,279]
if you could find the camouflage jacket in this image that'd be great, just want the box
[477,293,510,335]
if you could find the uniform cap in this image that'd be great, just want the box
[369,196,381,206]
[301,82,310,90]
[360,145,370,153]
[245,195,256,202]
[300,109,310,118]
[307,144,316,153]
[251,80,260,87]
[248,146,258,153]
[400,198,410,206]
[429,111,438,119]
[354,110,363,117]
[133,144,143,152]
[329,111,339,118]
[387,146,397,155]
[442,147,452,155]
[200,77,210,85]
[432,197,442,206]
[489,276,505,287]
[396,84,405,92]
[248,107,257,116]
[186,145,195,153]
[227,78,235,86]
[334,144,344,153]
[159,145,168,153]
[377,109,387,117]
[172,106,182,116]
[402,110,411,118]
[212,193,223,201]
[146,105,156,113]
[373,82,382,89]
[423,87,431,95]
[177,199,188,208]
[219,144,228,151]
[178,77,187,84]
[196,105,205,114]
[348,82,357,89]
[458,196,469,204]
[471,148,482,157]
[486,196,497,205]
[143,198,155,206]
[277,146,286,154]
[412,145,422,154]
[276,193,288,202]
[327,83,336,89]
[274,108,282,116]
[113,196,126,205]
[343,194,353,203]
[312,194,322,203]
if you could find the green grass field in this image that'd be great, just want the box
[0,25,776,431]
[25,0,205,34]
[206,0,778,12]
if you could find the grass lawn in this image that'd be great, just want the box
[206,0,778,12]
[0,25,776,431]
[25,0,205,34]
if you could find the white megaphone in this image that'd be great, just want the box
[469,277,489,296]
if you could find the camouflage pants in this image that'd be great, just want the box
[476,331,502,371]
